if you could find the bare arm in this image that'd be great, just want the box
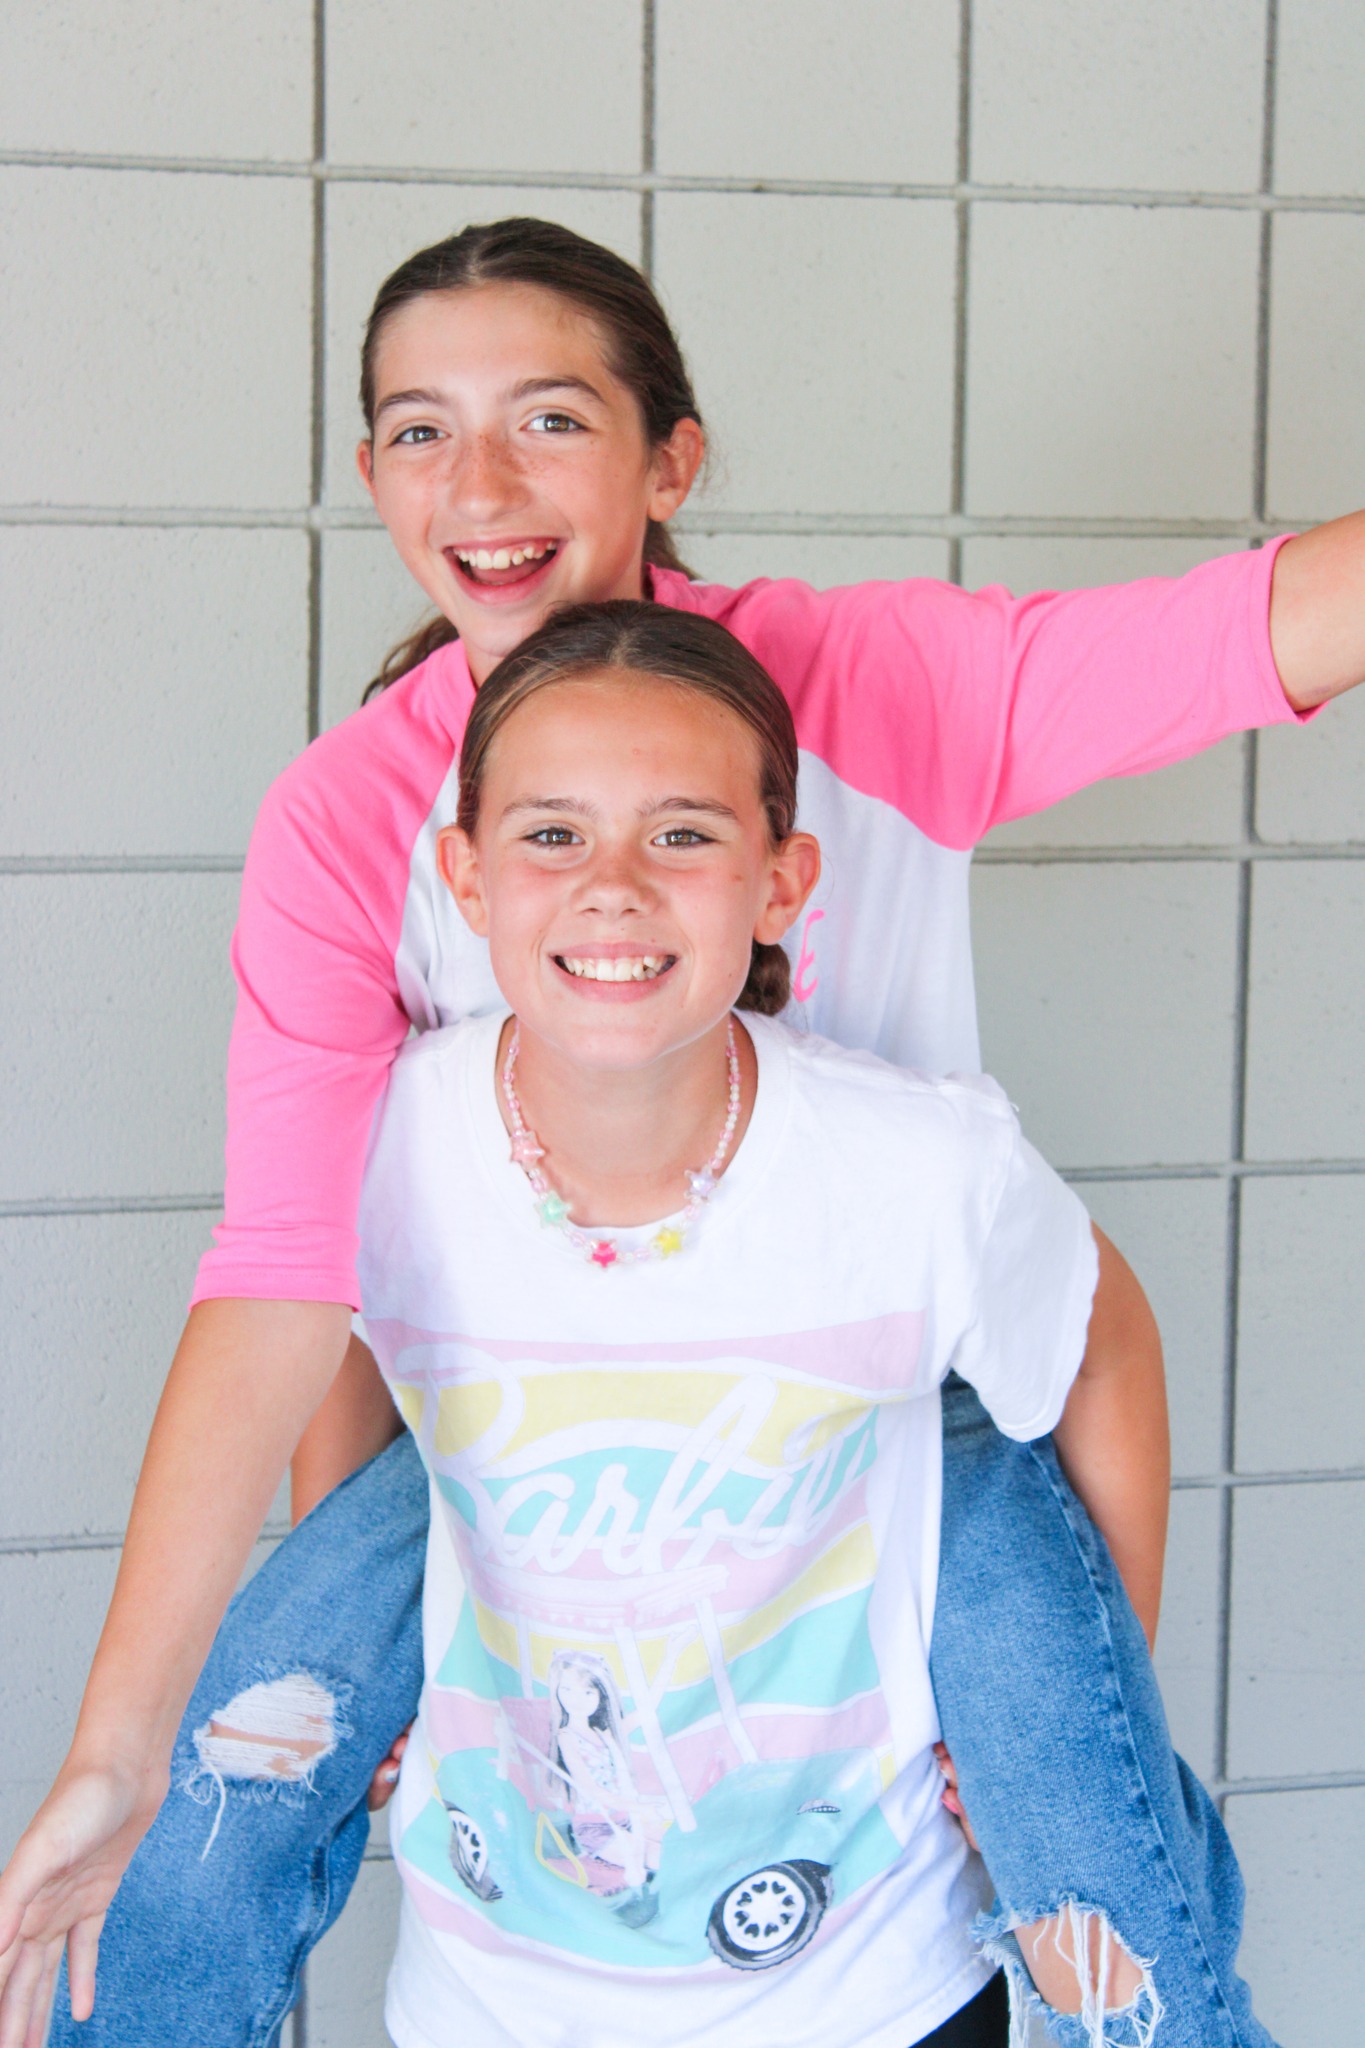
[1269,511,1365,711]
[291,1331,404,1524]
[1052,1226,1170,1651]
[0,1297,351,2032]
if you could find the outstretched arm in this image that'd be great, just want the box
[291,1331,404,1523]
[1269,510,1365,711]
[1052,1226,1170,1650]
[0,1297,351,2041]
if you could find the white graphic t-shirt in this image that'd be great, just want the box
[357,1013,1098,2048]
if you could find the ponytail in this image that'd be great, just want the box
[736,939,792,1017]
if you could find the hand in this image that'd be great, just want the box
[932,1742,980,1852]
[366,1725,413,1811]
[0,1761,163,2045]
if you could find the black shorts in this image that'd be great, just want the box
[913,1971,1009,2048]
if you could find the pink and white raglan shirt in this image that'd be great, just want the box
[193,543,1299,1314]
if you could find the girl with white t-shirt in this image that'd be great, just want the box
[352,595,1157,2046]
[5,212,1354,2045]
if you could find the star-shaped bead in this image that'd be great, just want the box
[537,1192,569,1226]
[687,1167,717,1200]
[652,1226,685,1258]
[589,1239,618,1268]
[511,1132,545,1165]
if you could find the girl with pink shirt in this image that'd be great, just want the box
[3,215,1363,2048]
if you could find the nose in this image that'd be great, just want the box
[446,428,527,523]
[577,841,658,919]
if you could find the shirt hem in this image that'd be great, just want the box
[188,1268,362,1312]
[383,1955,994,2048]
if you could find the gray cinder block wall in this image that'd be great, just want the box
[2,4,1363,2042]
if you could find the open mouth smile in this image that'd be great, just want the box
[556,953,674,982]
[445,539,560,595]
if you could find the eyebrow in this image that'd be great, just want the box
[501,796,741,824]
[372,374,609,426]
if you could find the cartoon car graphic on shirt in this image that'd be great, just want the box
[400,1554,905,1972]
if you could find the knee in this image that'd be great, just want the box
[980,1900,1163,2046]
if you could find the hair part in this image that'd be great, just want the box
[458,601,799,1017]
[361,218,704,701]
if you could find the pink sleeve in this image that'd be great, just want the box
[661,538,1305,851]
[190,677,462,1308]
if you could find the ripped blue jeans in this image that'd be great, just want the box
[52,1380,1277,2048]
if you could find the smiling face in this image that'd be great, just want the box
[356,284,704,684]
[554,1664,604,1728]
[438,671,819,1077]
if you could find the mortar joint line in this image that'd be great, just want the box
[947,0,972,588]
[1212,0,1279,1803]
[640,0,656,276]
[5,151,1365,216]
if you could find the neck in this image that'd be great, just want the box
[498,1015,756,1227]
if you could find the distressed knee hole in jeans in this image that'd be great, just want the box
[977,1899,1163,2047]
[185,1672,344,1857]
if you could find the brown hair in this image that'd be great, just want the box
[361,218,703,700]
[457,601,800,1016]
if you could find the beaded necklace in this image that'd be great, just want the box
[500,1017,742,1269]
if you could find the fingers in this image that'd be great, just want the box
[22,1941,62,2048]
[367,1728,412,1811]
[932,1743,981,1851]
[0,1937,47,2048]
[66,1915,104,2023]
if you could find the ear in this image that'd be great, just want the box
[356,438,377,501]
[646,416,706,525]
[754,832,821,945]
[436,824,489,937]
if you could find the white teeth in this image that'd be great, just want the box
[561,954,669,982]
[454,541,553,570]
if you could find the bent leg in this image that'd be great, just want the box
[930,1376,1276,2048]
[51,1430,428,2048]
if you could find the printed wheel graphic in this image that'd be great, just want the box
[445,1805,502,1902]
[707,1860,829,1970]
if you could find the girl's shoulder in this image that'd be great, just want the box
[758,1016,1020,1184]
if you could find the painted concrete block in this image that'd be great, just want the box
[0,1535,285,1861]
[308,1856,402,2047]
[1243,861,1365,1161]
[1152,1486,1221,1780]
[0,527,308,857]
[1082,1178,1228,1478]
[1226,1785,1365,2046]
[0,168,311,511]
[1274,0,1365,199]
[0,1,312,159]
[0,872,238,1203]
[970,0,1264,193]
[965,203,1259,520]
[321,529,435,734]
[1235,1174,1365,1475]
[972,861,1239,1168]
[1266,214,1365,525]
[0,1211,210,1540]
[1226,1479,1365,1779]
[327,0,640,174]
[655,0,958,184]
[654,194,955,517]
[679,533,952,589]
[0,1548,120,1861]
[967,535,1249,849]
[1256,686,1365,846]
[324,183,641,506]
